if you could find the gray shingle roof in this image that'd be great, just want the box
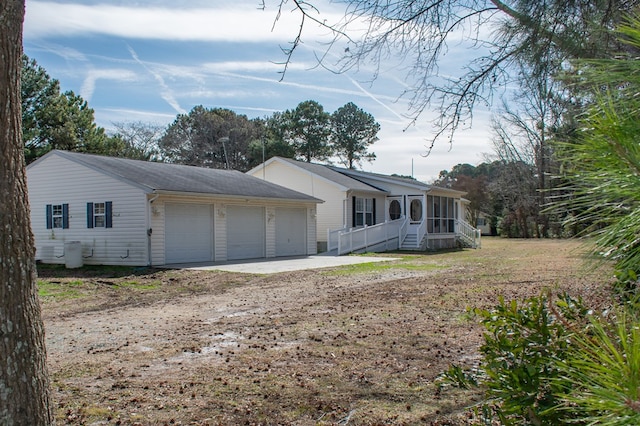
[270,157,463,196]
[39,151,321,202]
[274,157,387,194]
[328,165,431,190]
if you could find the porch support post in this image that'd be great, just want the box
[423,194,427,225]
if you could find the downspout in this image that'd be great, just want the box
[147,191,159,266]
[344,191,351,228]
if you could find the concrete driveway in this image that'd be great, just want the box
[165,254,400,274]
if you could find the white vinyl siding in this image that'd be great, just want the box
[247,161,343,243]
[227,205,265,260]
[275,207,307,257]
[27,155,148,266]
[307,207,317,255]
[164,203,213,264]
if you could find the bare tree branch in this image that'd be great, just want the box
[272,0,639,152]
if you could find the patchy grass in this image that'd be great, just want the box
[116,280,162,291]
[38,267,254,316]
[42,238,614,425]
[37,281,85,300]
[324,259,446,275]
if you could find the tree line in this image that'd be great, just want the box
[435,160,561,239]
[22,56,380,171]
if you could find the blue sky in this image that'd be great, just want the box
[23,0,494,182]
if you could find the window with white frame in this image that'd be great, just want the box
[46,203,69,229]
[94,202,106,227]
[52,204,64,228]
[354,197,374,227]
[87,201,113,228]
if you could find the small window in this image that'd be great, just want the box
[94,202,106,227]
[365,198,374,226]
[46,204,69,229]
[389,200,401,220]
[52,205,64,228]
[87,201,113,228]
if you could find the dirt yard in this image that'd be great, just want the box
[39,238,613,425]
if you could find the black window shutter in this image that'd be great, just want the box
[105,201,113,228]
[352,196,356,228]
[46,204,53,229]
[372,198,376,225]
[87,202,94,228]
[62,204,69,229]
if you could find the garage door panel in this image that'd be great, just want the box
[276,207,306,257]
[165,203,213,264]
[227,206,265,260]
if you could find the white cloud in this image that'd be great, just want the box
[24,1,344,43]
[28,42,88,62]
[202,61,308,73]
[80,68,137,101]
[99,108,178,129]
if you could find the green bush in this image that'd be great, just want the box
[440,293,640,425]
[439,292,588,425]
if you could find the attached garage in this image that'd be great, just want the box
[27,150,321,267]
[226,205,266,260]
[165,203,213,264]
[275,207,307,257]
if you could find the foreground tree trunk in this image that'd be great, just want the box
[0,0,54,424]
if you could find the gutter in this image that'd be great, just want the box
[151,189,323,205]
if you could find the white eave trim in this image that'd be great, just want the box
[153,189,324,205]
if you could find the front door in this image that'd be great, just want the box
[407,195,424,233]
[387,197,403,221]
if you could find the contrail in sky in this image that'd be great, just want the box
[127,44,186,114]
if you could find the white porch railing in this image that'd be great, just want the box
[399,217,408,247]
[328,217,480,255]
[329,217,407,255]
[327,227,349,252]
[456,219,482,248]
[416,219,427,249]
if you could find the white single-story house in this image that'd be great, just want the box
[27,150,322,267]
[247,157,481,254]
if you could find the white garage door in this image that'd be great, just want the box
[276,207,307,257]
[227,205,265,260]
[165,203,213,264]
